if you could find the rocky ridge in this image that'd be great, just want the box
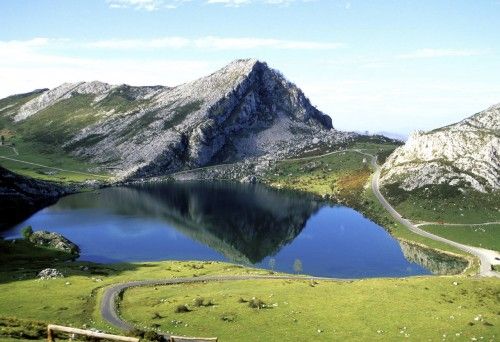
[380,104,500,193]
[3,59,348,180]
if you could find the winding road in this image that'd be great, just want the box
[414,221,500,227]
[367,153,500,278]
[99,148,499,335]
[101,275,345,335]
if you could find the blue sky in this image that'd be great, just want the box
[1,0,499,135]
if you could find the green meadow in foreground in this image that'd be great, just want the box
[120,278,499,341]
[0,239,498,341]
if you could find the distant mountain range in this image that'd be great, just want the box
[380,103,500,193]
[0,59,347,179]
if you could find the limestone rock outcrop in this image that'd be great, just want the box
[381,104,500,192]
[3,59,348,180]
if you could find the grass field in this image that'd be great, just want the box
[262,138,399,200]
[421,224,500,252]
[0,239,497,341]
[0,142,111,183]
[0,239,271,340]
[263,150,371,199]
[383,185,500,224]
[0,91,112,184]
[120,277,499,341]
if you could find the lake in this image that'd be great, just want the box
[2,181,431,278]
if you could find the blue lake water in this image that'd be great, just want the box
[2,181,431,278]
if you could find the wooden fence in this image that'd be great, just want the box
[47,324,139,342]
[47,324,218,342]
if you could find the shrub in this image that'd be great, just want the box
[248,298,267,309]
[143,330,165,341]
[194,297,214,307]
[21,226,33,239]
[175,304,191,313]
[194,297,205,307]
[0,317,46,340]
[221,313,236,322]
[127,328,145,338]
[151,312,163,319]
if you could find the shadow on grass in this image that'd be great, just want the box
[0,239,147,285]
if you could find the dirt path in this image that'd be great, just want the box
[0,155,108,179]
[0,145,18,156]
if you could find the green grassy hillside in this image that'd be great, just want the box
[0,92,112,183]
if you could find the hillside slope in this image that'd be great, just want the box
[0,166,67,229]
[0,59,346,179]
[380,104,500,193]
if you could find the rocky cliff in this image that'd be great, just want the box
[380,104,500,193]
[399,240,468,275]
[1,59,345,180]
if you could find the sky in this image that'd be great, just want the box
[1,0,499,136]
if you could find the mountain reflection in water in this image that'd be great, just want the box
[4,181,435,278]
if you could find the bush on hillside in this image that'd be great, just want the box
[21,226,33,239]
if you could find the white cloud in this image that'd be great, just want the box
[86,37,191,49]
[0,38,215,98]
[106,0,316,10]
[398,48,483,59]
[107,0,165,11]
[86,36,342,50]
[206,0,315,7]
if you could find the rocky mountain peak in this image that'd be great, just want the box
[381,104,500,193]
[1,59,343,179]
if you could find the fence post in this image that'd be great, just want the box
[47,326,53,342]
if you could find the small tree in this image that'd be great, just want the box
[21,226,33,239]
[293,259,303,274]
[268,257,276,272]
[1,135,4,145]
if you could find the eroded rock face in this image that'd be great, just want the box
[399,240,468,275]
[7,59,345,180]
[381,104,500,192]
[29,231,80,255]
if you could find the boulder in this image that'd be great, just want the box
[37,268,64,279]
[240,175,257,184]
[29,231,80,255]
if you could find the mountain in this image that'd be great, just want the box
[380,104,500,193]
[0,59,342,179]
